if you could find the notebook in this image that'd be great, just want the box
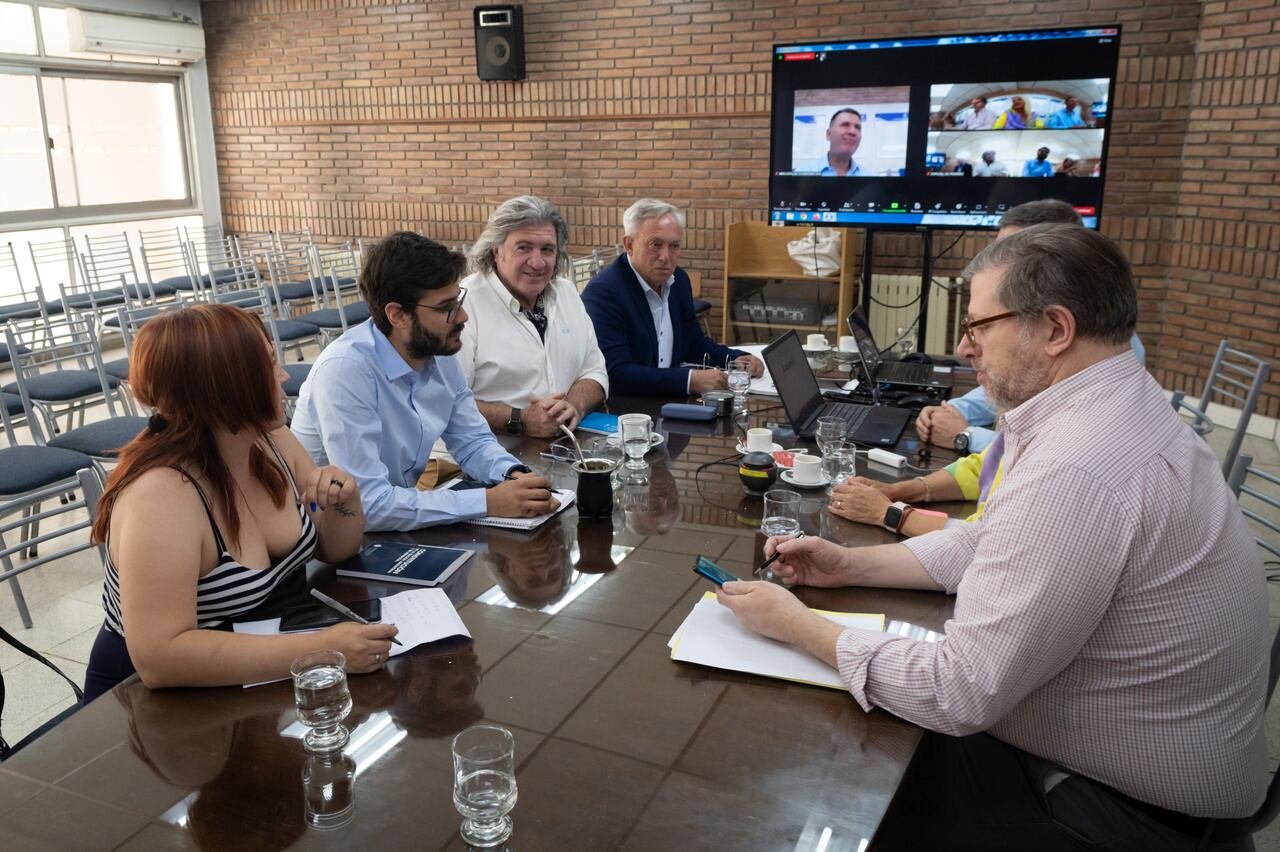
[439,478,577,530]
[763,330,910,445]
[336,541,472,586]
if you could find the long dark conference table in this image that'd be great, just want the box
[0,379,971,851]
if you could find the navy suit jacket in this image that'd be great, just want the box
[581,256,744,397]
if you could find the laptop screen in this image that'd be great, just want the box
[763,330,823,426]
[846,309,883,377]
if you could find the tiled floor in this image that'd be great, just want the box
[3,345,1280,844]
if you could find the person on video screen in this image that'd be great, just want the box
[1046,95,1088,129]
[1022,146,1054,177]
[972,150,1009,177]
[956,97,997,130]
[806,108,864,176]
[993,96,1043,130]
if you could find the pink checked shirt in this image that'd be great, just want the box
[837,351,1268,817]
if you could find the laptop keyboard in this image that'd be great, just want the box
[817,402,871,432]
[881,362,934,384]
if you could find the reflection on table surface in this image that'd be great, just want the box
[0,395,965,851]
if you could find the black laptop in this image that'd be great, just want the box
[763,330,910,445]
[846,308,954,391]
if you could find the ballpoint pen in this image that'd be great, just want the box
[758,531,805,575]
[309,588,403,645]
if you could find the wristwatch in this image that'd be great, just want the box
[505,464,533,478]
[506,406,523,436]
[953,429,971,454]
[883,501,909,533]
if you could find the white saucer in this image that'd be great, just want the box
[780,469,829,489]
[607,432,665,451]
[736,440,784,455]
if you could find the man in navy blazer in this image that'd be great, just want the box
[582,199,764,397]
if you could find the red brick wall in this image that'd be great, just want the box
[201,0,1280,417]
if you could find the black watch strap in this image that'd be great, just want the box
[506,406,523,435]
[506,464,533,477]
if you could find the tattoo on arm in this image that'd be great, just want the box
[332,502,357,518]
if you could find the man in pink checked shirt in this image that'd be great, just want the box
[719,224,1267,851]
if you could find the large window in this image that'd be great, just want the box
[0,3,197,227]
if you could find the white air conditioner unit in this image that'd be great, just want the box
[67,9,206,63]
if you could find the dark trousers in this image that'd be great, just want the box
[82,624,135,705]
[869,731,1250,852]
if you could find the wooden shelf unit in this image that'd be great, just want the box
[721,221,858,347]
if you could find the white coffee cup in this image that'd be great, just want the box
[791,454,823,485]
[806,333,829,351]
[839,335,858,352]
[745,427,773,453]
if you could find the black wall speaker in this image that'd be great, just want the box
[474,5,525,81]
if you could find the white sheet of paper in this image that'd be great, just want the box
[232,588,471,687]
[733,343,779,396]
[668,592,884,690]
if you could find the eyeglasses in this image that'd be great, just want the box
[412,287,467,324]
[960,310,1018,347]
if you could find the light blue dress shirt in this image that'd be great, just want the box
[806,157,863,176]
[948,333,1145,453]
[1022,158,1055,177]
[290,320,522,531]
[1045,106,1085,129]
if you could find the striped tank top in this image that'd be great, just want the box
[102,439,317,634]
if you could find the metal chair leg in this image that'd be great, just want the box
[0,550,34,630]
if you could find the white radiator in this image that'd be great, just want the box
[866,274,960,355]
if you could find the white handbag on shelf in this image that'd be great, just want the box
[786,227,842,276]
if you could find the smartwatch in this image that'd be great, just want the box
[953,429,971,454]
[883,501,909,533]
[506,406,523,436]
[505,464,533,478]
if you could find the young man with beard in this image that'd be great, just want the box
[291,232,556,531]
[716,225,1267,850]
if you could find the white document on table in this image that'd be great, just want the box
[668,591,884,690]
[233,588,471,687]
[734,343,779,397]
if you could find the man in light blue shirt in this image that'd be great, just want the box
[1022,147,1055,177]
[291,232,557,531]
[1045,96,1087,129]
[917,199,1146,452]
[803,108,864,176]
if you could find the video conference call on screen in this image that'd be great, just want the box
[768,27,1121,230]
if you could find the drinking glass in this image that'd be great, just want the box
[621,416,651,471]
[452,724,518,848]
[814,416,845,453]
[895,326,917,356]
[822,440,856,495]
[762,489,802,537]
[291,650,353,754]
[727,367,750,413]
[302,752,356,830]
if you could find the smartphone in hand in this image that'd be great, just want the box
[692,555,741,586]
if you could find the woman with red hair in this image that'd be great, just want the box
[83,304,396,701]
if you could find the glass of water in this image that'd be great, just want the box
[895,326,916,356]
[822,440,856,494]
[620,416,651,471]
[727,367,750,413]
[291,650,353,754]
[762,489,802,537]
[815,416,845,453]
[452,724,518,848]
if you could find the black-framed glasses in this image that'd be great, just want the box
[960,310,1018,347]
[413,287,467,324]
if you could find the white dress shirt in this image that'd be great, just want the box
[960,106,997,130]
[458,270,608,408]
[628,258,675,368]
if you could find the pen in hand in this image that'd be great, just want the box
[758,531,805,575]
[309,588,403,646]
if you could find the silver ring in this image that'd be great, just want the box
[373,653,380,664]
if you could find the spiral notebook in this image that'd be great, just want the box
[439,478,577,530]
